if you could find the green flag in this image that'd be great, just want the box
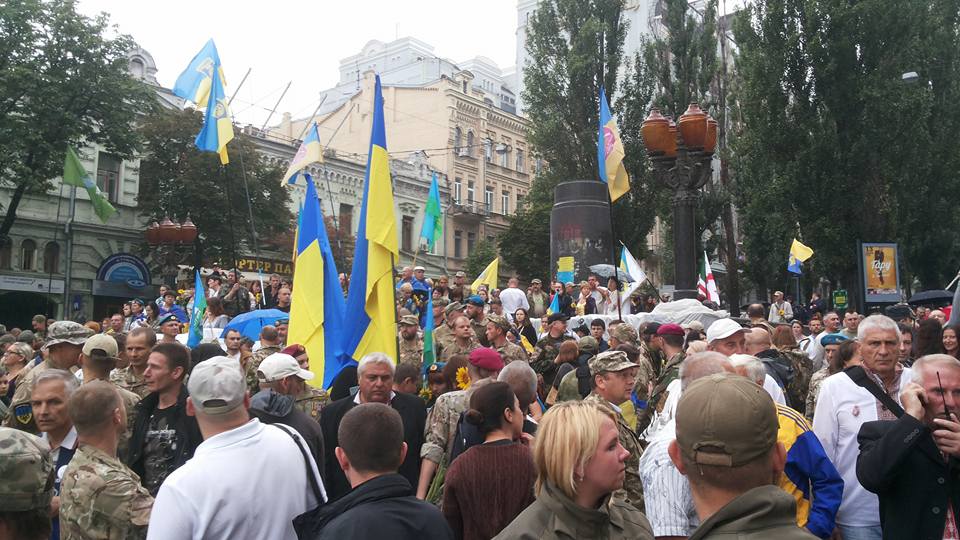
[63,146,118,223]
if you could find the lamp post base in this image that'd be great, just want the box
[673,288,700,301]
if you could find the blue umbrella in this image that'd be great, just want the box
[220,309,289,341]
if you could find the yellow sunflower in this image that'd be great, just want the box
[456,366,470,390]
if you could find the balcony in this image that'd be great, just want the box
[449,201,490,222]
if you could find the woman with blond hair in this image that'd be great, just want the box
[495,401,654,540]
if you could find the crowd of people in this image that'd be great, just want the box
[1,264,959,540]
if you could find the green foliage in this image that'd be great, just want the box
[137,108,293,262]
[732,0,960,293]
[0,0,156,237]
[465,239,499,280]
[502,0,663,280]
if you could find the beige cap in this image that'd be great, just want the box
[187,356,246,415]
[82,334,118,358]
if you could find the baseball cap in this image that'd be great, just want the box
[588,350,638,376]
[609,323,638,344]
[485,314,511,332]
[399,314,420,326]
[578,336,599,355]
[706,319,746,343]
[465,295,485,307]
[546,312,568,324]
[414,266,425,272]
[444,302,464,315]
[82,334,118,358]
[455,271,466,278]
[469,347,504,372]
[17,330,36,344]
[642,322,662,336]
[0,428,54,512]
[531,279,542,285]
[683,320,705,332]
[187,356,247,415]
[676,373,777,467]
[258,353,315,383]
[656,323,685,337]
[43,321,94,350]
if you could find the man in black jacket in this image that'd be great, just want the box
[857,354,960,539]
[126,342,202,496]
[320,353,427,501]
[310,403,451,539]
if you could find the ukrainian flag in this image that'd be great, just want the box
[546,292,560,316]
[288,174,349,387]
[194,53,233,164]
[283,123,324,185]
[344,75,400,363]
[788,238,814,275]
[597,86,630,202]
[173,39,226,108]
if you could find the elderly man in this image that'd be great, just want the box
[709,319,787,406]
[395,266,414,289]
[415,348,503,500]
[60,381,154,540]
[321,353,427,501]
[857,354,960,539]
[526,278,550,319]
[584,350,645,512]
[669,374,817,539]
[639,352,734,539]
[33,369,81,540]
[0,427,55,539]
[769,290,794,324]
[813,315,912,540]
[257,352,329,423]
[147,356,323,539]
[6,321,93,432]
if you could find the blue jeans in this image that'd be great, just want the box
[837,524,882,540]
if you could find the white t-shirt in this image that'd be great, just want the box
[147,419,324,540]
[812,368,912,527]
[763,374,787,405]
[498,287,529,320]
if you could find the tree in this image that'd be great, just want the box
[732,0,960,299]
[503,0,662,281]
[137,108,293,263]
[465,239,499,281]
[0,0,156,239]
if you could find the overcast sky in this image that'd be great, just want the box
[76,0,520,127]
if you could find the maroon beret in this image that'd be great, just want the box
[469,347,504,371]
[656,323,685,337]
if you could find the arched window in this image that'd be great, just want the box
[454,127,462,151]
[20,239,36,271]
[466,131,474,157]
[43,242,60,274]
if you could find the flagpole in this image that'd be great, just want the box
[392,253,401,363]
[62,186,77,319]
[48,182,65,319]
[607,192,623,321]
[411,243,421,268]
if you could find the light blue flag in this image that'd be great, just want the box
[419,172,443,250]
[187,270,207,348]
[173,39,224,108]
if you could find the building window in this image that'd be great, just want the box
[454,127,462,152]
[467,232,476,255]
[501,190,510,214]
[454,178,462,204]
[0,240,10,270]
[500,146,509,168]
[484,187,493,212]
[42,242,59,274]
[96,152,122,203]
[462,81,468,93]
[454,230,463,258]
[484,139,493,162]
[516,191,525,209]
[339,203,353,235]
[466,132,474,157]
[516,150,525,173]
[534,158,543,175]
[401,216,413,252]
[20,239,36,271]
[467,181,475,204]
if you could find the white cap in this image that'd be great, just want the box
[706,319,746,343]
[257,353,315,383]
[187,356,246,415]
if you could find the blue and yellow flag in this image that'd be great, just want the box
[173,39,227,108]
[787,239,814,275]
[194,54,234,164]
[283,123,324,185]
[556,256,574,285]
[597,86,630,202]
[344,75,400,363]
[187,270,207,348]
[422,288,436,375]
[288,174,349,387]
[419,172,443,250]
[546,292,560,316]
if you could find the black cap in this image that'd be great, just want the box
[547,312,569,324]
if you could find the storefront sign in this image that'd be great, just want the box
[96,253,151,289]
[0,275,64,294]
[236,257,293,277]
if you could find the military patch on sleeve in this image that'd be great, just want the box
[14,403,32,426]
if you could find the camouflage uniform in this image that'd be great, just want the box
[469,317,490,347]
[531,333,575,386]
[434,324,455,354]
[437,337,479,363]
[5,360,50,432]
[420,389,470,464]
[555,368,587,403]
[495,340,528,364]
[109,366,150,399]
[60,445,153,540]
[399,336,424,367]
[0,427,54,514]
[780,347,813,416]
[637,351,684,435]
[294,386,330,423]
[805,367,830,423]
[244,345,282,395]
[102,382,142,462]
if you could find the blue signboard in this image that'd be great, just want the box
[96,253,151,289]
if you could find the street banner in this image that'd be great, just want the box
[861,242,901,303]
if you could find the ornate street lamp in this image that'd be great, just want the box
[146,216,199,286]
[642,104,717,300]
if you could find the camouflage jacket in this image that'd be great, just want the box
[109,366,150,399]
[295,386,330,423]
[637,351,684,434]
[434,324,454,352]
[420,388,470,464]
[89,381,142,462]
[60,445,153,540]
[5,359,53,432]
[437,337,479,363]
[531,334,575,385]
[399,336,424,368]
[584,393,645,513]
[470,318,490,347]
[495,340,529,365]
[805,367,830,423]
[780,347,813,416]
[245,345,282,395]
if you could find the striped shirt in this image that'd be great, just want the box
[638,422,699,537]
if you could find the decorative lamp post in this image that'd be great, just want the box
[642,104,717,300]
[146,216,199,286]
